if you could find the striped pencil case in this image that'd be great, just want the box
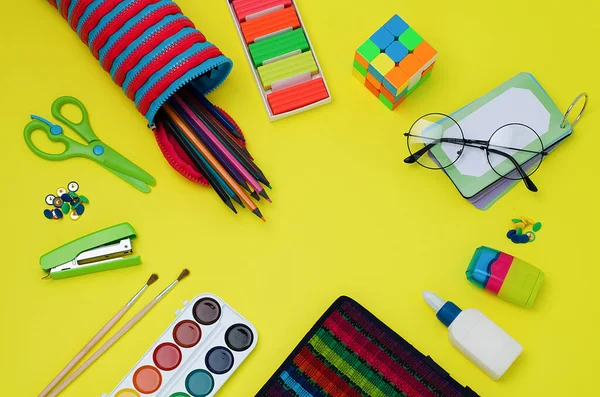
[46,0,240,186]
[257,296,479,397]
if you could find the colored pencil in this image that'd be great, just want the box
[181,90,252,158]
[169,98,253,194]
[163,104,266,221]
[163,117,241,208]
[181,89,251,157]
[181,90,271,187]
[162,118,240,212]
[173,95,271,202]
[172,119,244,208]
[188,86,245,142]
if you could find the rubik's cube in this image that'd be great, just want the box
[353,15,437,110]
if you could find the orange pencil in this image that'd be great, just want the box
[163,104,265,222]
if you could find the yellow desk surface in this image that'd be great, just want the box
[1,1,599,396]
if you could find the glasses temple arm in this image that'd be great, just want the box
[486,147,538,192]
[404,135,470,163]
[404,142,438,163]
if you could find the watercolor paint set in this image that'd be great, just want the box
[104,293,257,397]
[226,0,331,121]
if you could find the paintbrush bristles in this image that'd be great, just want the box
[177,269,190,281]
[146,273,159,286]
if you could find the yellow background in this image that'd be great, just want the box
[1,0,598,396]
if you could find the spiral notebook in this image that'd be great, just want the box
[435,72,573,209]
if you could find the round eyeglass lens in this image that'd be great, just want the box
[406,113,465,169]
[486,123,544,181]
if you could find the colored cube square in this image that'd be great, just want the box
[407,70,432,96]
[380,86,396,103]
[379,93,394,110]
[353,60,367,77]
[368,53,395,82]
[380,87,407,110]
[370,27,394,51]
[422,62,436,77]
[392,94,406,109]
[384,15,409,38]
[364,79,380,97]
[352,15,436,110]
[356,39,381,63]
[354,51,370,69]
[398,54,423,77]
[398,27,423,51]
[366,72,382,90]
[352,66,366,84]
[385,41,409,63]
[383,66,410,96]
[413,41,437,67]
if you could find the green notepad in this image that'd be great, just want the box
[429,72,573,198]
[249,28,310,67]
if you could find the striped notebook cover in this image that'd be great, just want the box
[256,296,479,397]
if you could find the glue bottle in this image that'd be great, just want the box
[422,291,522,380]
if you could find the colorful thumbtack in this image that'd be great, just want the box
[43,181,89,221]
[507,217,541,244]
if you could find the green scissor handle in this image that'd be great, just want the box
[51,96,99,143]
[23,119,93,161]
[24,96,156,193]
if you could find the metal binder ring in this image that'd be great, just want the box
[561,92,588,128]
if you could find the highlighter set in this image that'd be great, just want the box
[105,294,257,397]
[226,0,331,120]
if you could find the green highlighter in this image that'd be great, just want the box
[40,223,141,280]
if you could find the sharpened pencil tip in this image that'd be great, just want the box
[177,269,190,281]
[267,185,272,189]
[258,190,270,201]
[252,208,264,220]
[225,200,238,214]
[146,273,159,286]
[231,195,243,207]
[261,216,266,222]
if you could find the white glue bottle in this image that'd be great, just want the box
[422,291,523,380]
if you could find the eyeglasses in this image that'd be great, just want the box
[403,113,549,192]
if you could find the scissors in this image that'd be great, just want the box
[24,96,156,193]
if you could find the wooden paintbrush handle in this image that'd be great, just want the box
[47,299,158,397]
[38,305,130,397]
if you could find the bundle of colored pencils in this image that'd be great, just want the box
[157,86,271,221]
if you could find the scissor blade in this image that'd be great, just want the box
[89,140,156,188]
[101,165,153,193]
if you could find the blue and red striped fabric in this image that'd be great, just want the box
[47,0,232,123]
[257,297,480,397]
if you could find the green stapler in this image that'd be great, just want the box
[40,223,142,280]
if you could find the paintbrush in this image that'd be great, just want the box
[47,270,190,397]
[38,274,158,397]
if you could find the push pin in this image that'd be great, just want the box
[43,181,89,221]
[507,217,542,244]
